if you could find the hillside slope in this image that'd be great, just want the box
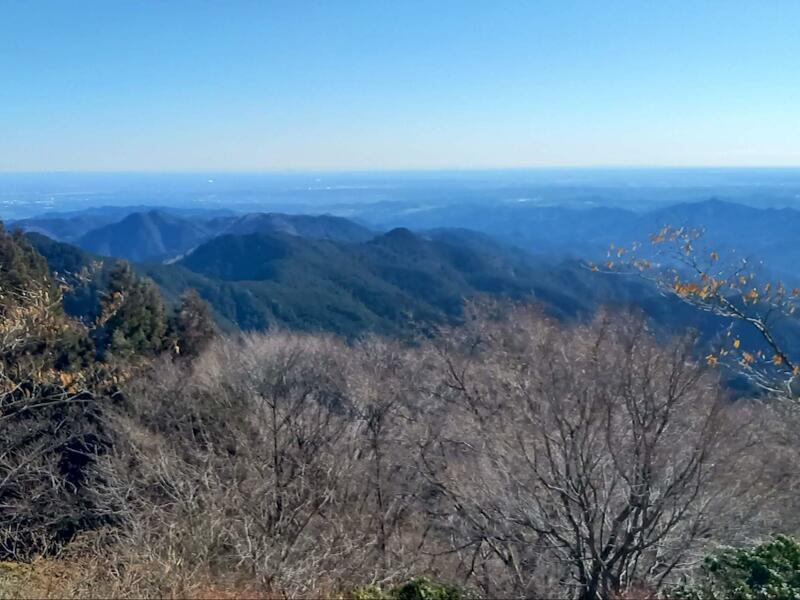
[143,227,678,336]
[76,210,211,262]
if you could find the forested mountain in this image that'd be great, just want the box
[9,205,236,241]
[16,209,375,262]
[210,212,374,242]
[144,227,582,334]
[17,199,800,351]
[23,223,733,344]
[76,210,212,262]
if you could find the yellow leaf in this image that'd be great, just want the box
[706,354,718,366]
[733,339,741,349]
[773,355,783,366]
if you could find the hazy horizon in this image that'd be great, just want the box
[4,165,800,174]
[4,166,800,220]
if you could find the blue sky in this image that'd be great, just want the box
[2,1,799,171]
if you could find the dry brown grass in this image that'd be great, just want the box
[0,553,335,599]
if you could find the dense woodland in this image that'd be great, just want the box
[1,222,800,599]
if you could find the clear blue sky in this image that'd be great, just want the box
[2,0,799,171]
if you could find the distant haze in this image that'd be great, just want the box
[3,168,800,220]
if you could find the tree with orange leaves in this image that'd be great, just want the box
[593,225,800,398]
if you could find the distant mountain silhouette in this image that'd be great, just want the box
[17,199,800,284]
[13,214,129,242]
[211,212,374,243]
[365,199,800,283]
[76,210,212,262]
[46,210,377,262]
[10,205,234,242]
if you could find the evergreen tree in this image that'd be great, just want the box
[173,288,218,359]
[96,262,168,359]
[0,223,53,307]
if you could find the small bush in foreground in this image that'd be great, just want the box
[351,577,466,600]
[673,535,800,600]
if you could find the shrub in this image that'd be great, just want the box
[673,536,800,600]
[351,577,466,600]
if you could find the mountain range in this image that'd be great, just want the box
[26,218,732,349]
[15,208,374,262]
[12,198,800,348]
[14,198,800,284]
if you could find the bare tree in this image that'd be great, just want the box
[421,306,740,599]
[95,333,397,595]
[344,336,440,579]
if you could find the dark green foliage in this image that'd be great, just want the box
[95,262,168,359]
[173,288,218,358]
[390,578,464,600]
[145,227,735,343]
[673,536,800,600]
[351,578,466,600]
[144,229,607,338]
[0,223,52,299]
